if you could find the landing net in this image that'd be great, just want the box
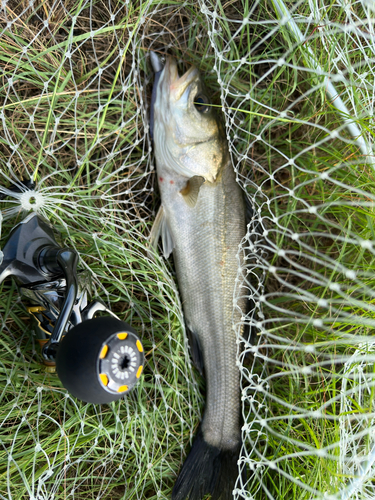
[0,1,374,499]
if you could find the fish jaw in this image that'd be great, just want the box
[164,56,199,103]
[152,56,228,184]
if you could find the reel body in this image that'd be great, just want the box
[0,212,144,404]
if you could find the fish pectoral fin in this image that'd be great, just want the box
[180,175,205,208]
[186,326,205,376]
[149,205,174,258]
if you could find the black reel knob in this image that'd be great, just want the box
[56,316,144,404]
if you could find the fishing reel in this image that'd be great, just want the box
[0,210,144,404]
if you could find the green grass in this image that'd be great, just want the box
[0,0,374,499]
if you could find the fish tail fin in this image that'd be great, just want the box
[172,428,242,500]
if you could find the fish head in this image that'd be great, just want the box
[152,56,228,183]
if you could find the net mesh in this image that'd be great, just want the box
[0,0,374,498]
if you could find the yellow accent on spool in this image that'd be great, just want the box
[118,385,128,393]
[99,373,109,386]
[27,306,46,313]
[117,332,128,340]
[136,340,143,353]
[31,317,51,337]
[136,365,143,379]
[99,345,108,359]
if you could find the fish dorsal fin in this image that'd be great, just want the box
[180,175,205,208]
[149,205,174,259]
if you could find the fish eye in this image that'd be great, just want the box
[193,94,210,113]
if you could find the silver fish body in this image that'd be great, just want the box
[150,54,246,499]
[162,160,245,450]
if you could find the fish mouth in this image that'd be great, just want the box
[150,52,199,139]
[164,56,199,101]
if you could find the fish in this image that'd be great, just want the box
[149,52,247,500]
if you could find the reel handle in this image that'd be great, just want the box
[0,213,79,362]
[41,247,78,362]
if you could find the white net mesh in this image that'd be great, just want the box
[0,0,374,498]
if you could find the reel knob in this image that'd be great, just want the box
[56,316,144,404]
